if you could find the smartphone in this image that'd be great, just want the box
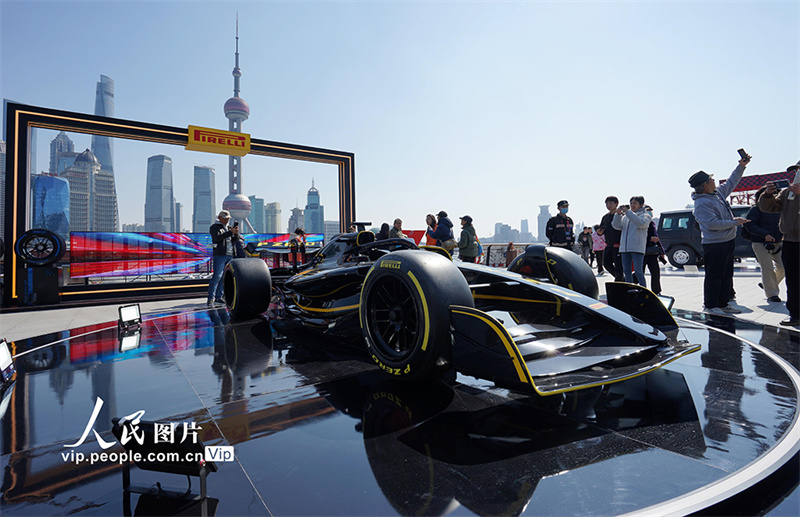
[737,148,748,160]
[233,221,239,228]
[774,179,790,189]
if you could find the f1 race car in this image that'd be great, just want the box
[222,228,699,396]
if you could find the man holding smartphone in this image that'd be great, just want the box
[207,210,239,307]
[689,151,751,315]
[759,163,800,326]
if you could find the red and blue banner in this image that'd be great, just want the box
[69,232,324,278]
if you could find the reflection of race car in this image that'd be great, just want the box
[223,229,699,396]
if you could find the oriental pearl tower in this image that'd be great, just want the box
[222,17,255,232]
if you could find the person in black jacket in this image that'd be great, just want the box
[376,223,390,240]
[643,208,667,295]
[600,196,624,281]
[208,210,238,307]
[545,200,574,249]
[745,187,784,302]
[426,211,455,250]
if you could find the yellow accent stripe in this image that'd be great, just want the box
[61,284,204,296]
[230,274,237,312]
[293,297,359,314]
[452,308,530,385]
[473,294,558,305]
[407,271,431,351]
[301,282,361,299]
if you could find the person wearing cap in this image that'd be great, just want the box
[545,200,575,249]
[689,152,751,315]
[426,210,455,250]
[759,163,800,326]
[457,215,480,262]
[208,210,238,307]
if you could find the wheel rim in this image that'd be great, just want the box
[23,236,55,260]
[672,249,690,265]
[367,275,422,361]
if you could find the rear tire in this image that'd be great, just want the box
[360,250,473,379]
[223,258,272,321]
[667,245,697,269]
[508,244,599,299]
[14,229,66,266]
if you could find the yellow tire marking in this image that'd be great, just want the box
[407,271,431,351]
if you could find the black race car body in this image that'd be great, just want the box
[223,232,699,396]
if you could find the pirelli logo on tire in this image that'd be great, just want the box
[380,260,402,269]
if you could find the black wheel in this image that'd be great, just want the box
[223,258,272,321]
[508,244,599,299]
[359,250,473,379]
[667,245,697,269]
[14,229,66,266]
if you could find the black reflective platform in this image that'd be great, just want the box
[1,307,799,516]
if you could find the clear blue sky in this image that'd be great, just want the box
[2,0,798,238]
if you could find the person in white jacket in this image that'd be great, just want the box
[612,196,653,288]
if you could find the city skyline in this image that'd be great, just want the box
[2,2,797,239]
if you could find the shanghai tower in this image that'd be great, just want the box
[90,75,119,230]
[91,75,114,174]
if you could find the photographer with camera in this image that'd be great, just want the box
[759,163,800,326]
[689,150,751,315]
[744,186,784,304]
[207,210,240,307]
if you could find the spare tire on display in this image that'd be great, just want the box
[359,250,474,380]
[14,229,66,266]
[223,258,272,321]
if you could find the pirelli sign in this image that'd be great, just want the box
[186,125,250,156]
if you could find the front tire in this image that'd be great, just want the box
[360,250,473,379]
[223,258,272,321]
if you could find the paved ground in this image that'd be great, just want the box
[1,259,796,343]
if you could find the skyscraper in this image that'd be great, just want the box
[304,180,324,234]
[49,131,74,174]
[59,149,118,232]
[265,202,281,234]
[248,195,265,233]
[90,75,119,229]
[31,173,70,240]
[192,166,216,232]
[91,75,115,174]
[221,18,253,231]
[537,206,550,243]
[175,201,183,233]
[144,155,175,232]
[287,207,304,234]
